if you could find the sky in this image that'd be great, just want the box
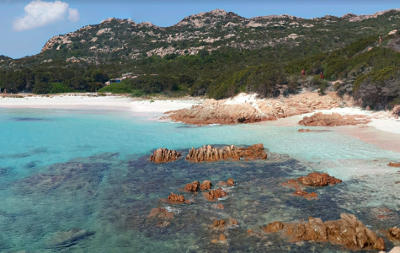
[0,0,399,59]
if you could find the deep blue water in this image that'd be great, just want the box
[0,108,399,252]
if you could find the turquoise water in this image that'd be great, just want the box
[0,108,399,252]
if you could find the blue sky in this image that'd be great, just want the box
[0,0,399,59]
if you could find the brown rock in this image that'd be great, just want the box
[298,128,312,133]
[150,148,181,163]
[200,180,212,191]
[293,190,318,200]
[227,178,235,186]
[212,219,226,230]
[204,188,227,201]
[393,105,400,118]
[299,112,370,127]
[211,233,228,244]
[388,162,400,168]
[167,193,185,203]
[184,181,200,192]
[263,213,385,251]
[298,172,342,187]
[212,203,225,209]
[388,227,400,241]
[186,144,267,162]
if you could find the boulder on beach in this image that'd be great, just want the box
[150,148,181,163]
[299,112,370,126]
[186,144,267,162]
[263,213,385,251]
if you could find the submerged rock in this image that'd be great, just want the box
[204,188,227,201]
[150,148,181,163]
[211,218,239,231]
[46,229,95,249]
[211,233,228,244]
[186,144,267,162]
[218,178,235,187]
[299,112,370,126]
[147,207,174,220]
[200,180,212,191]
[263,213,385,251]
[184,180,200,192]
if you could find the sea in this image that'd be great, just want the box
[0,107,399,252]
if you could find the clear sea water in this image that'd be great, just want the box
[0,108,399,252]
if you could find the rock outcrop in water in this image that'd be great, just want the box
[184,180,200,192]
[204,188,227,201]
[167,192,187,204]
[218,178,235,187]
[299,112,370,126]
[200,180,212,191]
[150,148,181,163]
[388,162,400,167]
[186,144,267,162]
[263,213,385,251]
[298,172,342,186]
[283,172,342,200]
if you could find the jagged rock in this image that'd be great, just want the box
[227,178,235,186]
[218,178,236,187]
[388,227,400,241]
[167,192,186,203]
[150,148,181,163]
[184,180,200,192]
[299,112,370,126]
[388,162,400,167]
[211,218,239,231]
[263,213,385,251]
[282,172,341,200]
[298,172,342,186]
[200,180,212,191]
[204,188,227,201]
[186,144,267,162]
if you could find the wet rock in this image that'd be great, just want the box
[262,213,385,251]
[388,162,400,168]
[150,148,181,163]
[186,144,267,162]
[299,112,370,126]
[200,180,212,191]
[388,227,400,242]
[45,229,95,249]
[218,178,235,187]
[227,178,235,186]
[212,219,226,230]
[204,188,227,201]
[211,218,238,231]
[184,180,200,192]
[167,192,186,204]
[298,172,342,187]
[212,203,225,209]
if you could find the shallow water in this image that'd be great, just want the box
[0,108,399,252]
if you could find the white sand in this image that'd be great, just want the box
[0,94,201,114]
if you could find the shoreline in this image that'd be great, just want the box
[1,93,400,150]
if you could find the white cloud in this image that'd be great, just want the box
[68,8,79,22]
[13,0,80,31]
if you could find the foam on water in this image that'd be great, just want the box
[0,107,399,252]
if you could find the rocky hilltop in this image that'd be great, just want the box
[7,8,400,65]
